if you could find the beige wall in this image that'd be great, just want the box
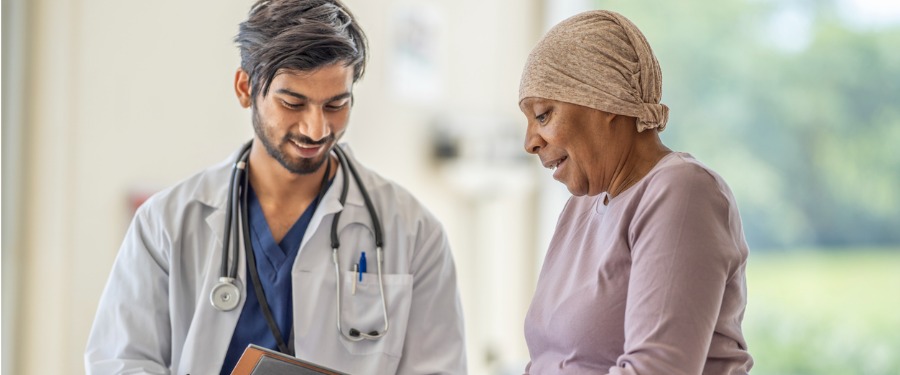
[3,0,549,373]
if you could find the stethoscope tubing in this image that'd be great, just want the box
[332,146,384,248]
[208,144,251,312]
[220,147,248,281]
[211,141,390,352]
[331,146,389,341]
[240,157,296,355]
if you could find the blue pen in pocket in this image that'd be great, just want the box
[359,251,367,282]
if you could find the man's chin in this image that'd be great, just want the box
[279,153,329,175]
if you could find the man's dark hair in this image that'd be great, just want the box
[236,0,368,99]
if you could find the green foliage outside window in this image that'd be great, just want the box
[597,0,900,249]
[594,1,900,373]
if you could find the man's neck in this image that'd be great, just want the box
[245,143,334,242]
[247,147,330,205]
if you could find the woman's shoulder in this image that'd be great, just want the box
[650,152,715,178]
[643,152,730,193]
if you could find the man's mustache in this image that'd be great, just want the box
[285,133,335,145]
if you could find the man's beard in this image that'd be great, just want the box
[252,107,334,175]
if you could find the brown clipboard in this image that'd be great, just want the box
[230,344,350,375]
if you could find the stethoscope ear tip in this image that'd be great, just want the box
[347,329,382,338]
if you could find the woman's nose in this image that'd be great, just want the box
[524,124,545,154]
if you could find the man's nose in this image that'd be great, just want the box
[299,107,330,141]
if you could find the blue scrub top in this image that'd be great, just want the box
[220,183,326,374]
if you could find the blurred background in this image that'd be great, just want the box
[2,0,898,374]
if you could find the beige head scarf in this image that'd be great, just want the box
[519,10,669,132]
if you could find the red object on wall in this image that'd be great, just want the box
[127,188,157,217]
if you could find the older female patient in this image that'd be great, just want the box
[518,10,753,375]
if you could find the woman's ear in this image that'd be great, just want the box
[609,113,638,132]
[595,109,619,130]
[234,68,252,108]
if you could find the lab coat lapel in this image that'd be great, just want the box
[181,217,248,373]
[184,149,246,373]
[202,146,243,254]
[298,146,368,254]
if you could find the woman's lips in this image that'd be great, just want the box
[552,156,567,180]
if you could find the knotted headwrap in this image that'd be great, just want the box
[519,10,669,132]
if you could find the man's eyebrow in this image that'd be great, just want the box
[275,89,351,103]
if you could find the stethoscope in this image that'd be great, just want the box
[209,141,389,355]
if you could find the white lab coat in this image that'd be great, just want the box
[85,144,467,375]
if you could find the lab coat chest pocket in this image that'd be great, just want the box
[339,270,412,358]
[336,220,413,358]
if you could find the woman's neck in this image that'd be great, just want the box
[607,132,671,201]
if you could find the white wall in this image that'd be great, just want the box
[342,1,543,372]
[2,0,30,373]
[3,0,547,373]
[12,1,251,373]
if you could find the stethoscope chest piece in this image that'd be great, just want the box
[210,277,241,311]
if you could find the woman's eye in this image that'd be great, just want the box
[535,112,549,124]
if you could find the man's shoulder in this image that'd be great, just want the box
[345,157,441,232]
[137,155,232,216]
[357,165,430,214]
[339,145,422,203]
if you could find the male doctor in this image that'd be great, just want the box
[84,0,467,374]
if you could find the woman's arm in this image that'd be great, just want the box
[609,164,744,375]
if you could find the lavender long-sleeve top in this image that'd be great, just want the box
[524,152,753,375]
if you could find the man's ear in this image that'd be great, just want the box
[234,68,252,108]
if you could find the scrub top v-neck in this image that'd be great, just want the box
[220,181,328,374]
